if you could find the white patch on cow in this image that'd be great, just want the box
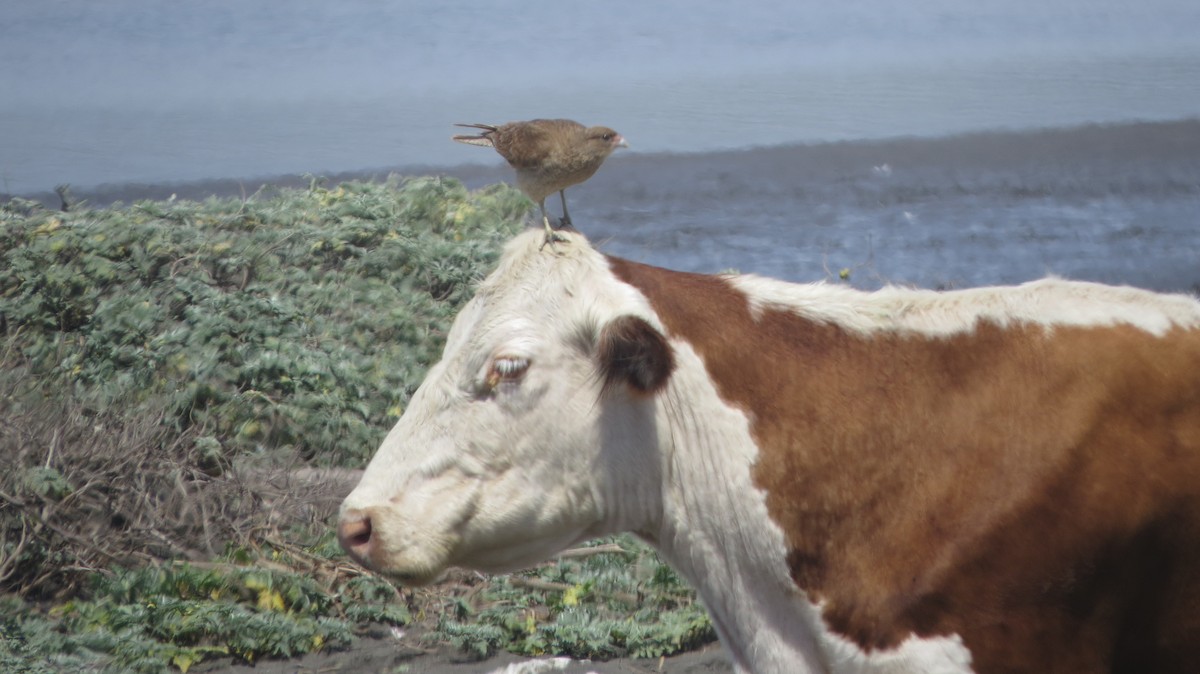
[649,340,824,672]
[818,626,974,674]
[730,274,1200,337]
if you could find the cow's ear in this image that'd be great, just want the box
[597,315,675,396]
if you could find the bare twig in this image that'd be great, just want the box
[508,576,641,606]
[557,543,628,559]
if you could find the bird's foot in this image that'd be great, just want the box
[557,214,573,230]
[539,223,569,250]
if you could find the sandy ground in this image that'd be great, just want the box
[192,627,732,674]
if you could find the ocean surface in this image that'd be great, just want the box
[1,1,1198,291]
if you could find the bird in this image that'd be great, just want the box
[452,119,628,245]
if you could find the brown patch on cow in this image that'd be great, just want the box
[608,255,1200,673]
[597,314,675,396]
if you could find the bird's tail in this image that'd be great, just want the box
[451,123,499,147]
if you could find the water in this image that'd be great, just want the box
[1,1,1198,291]
[565,121,1200,293]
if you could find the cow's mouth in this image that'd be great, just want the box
[383,567,449,587]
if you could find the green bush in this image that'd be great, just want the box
[0,176,525,671]
[1,176,526,466]
[1,596,105,674]
[1,535,417,673]
[59,563,406,673]
[432,536,714,661]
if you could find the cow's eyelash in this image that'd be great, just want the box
[485,356,530,389]
[495,356,529,376]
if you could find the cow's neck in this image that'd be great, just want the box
[647,339,830,674]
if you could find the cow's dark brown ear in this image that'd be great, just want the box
[597,315,675,396]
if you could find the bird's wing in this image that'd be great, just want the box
[451,123,499,147]
[489,120,583,169]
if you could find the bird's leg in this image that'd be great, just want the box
[538,202,568,250]
[558,190,573,229]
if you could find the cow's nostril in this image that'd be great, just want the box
[337,513,373,563]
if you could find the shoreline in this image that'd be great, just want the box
[9,116,1197,294]
[7,117,1199,210]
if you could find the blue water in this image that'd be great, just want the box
[574,122,1200,293]
[2,0,1199,193]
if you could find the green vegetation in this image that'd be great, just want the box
[0,177,713,672]
[1,176,527,466]
[434,538,713,661]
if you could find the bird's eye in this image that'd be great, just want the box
[601,133,613,141]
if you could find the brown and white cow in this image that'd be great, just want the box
[338,229,1200,673]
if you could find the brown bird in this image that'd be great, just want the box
[452,119,628,245]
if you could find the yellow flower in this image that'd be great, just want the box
[257,588,285,612]
[33,218,61,235]
[562,584,585,607]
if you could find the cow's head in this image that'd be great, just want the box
[337,231,674,584]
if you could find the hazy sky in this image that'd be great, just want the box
[2,0,1198,192]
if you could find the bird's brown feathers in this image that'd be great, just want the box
[458,119,571,170]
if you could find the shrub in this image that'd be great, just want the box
[430,536,715,661]
[0,176,523,670]
[0,176,526,467]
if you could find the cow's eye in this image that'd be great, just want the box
[485,356,530,389]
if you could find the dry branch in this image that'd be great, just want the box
[0,383,350,598]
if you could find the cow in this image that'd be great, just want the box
[338,229,1200,673]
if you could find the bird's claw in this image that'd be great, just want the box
[539,229,570,251]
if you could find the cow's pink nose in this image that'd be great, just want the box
[337,512,374,567]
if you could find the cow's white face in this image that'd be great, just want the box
[337,236,674,584]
